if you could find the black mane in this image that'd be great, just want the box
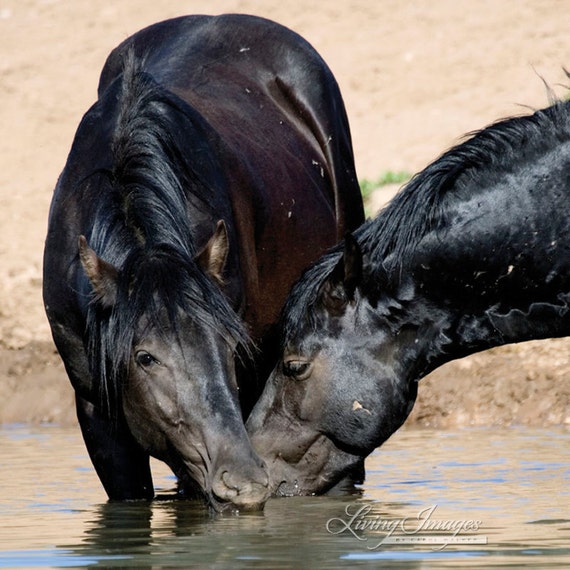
[90,52,221,260]
[283,99,570,345]
[361,99,570,276]
[84,54,250,409]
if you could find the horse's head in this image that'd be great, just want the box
[247,235,433,496]
[79,222,270,511]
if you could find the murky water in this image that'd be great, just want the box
[0,424,568,568]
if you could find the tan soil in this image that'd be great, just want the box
[1,0,569,427]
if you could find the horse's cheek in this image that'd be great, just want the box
[122,372,175,445]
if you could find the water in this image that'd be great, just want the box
[0,425,568,568]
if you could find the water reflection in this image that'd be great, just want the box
[74,497,367,569]
[0,425,569,568]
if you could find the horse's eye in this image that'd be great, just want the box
[282,359,312,380]
[135,351,159,368]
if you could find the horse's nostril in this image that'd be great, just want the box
[219,469,269,494]
[220,471,239,496]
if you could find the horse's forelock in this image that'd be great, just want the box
[88,246,251,417]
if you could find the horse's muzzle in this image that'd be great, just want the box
[211,463,271,511]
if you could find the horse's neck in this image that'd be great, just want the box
[394,278,570,384]
[404,176,570,376]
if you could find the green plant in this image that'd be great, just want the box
[359,170,411,200]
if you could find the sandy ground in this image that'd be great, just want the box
[1,0,569,427]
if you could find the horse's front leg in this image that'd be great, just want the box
[76,395,154,500]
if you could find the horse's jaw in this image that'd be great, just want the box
[253,433,365,497]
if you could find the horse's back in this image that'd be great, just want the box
[99,14,339,106]
[99,13,362,226]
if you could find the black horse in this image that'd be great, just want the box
[43,14,364,510]
[248,98,570,495]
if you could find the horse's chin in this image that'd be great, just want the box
[268,435,365,497]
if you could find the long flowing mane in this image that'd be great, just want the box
[83,53,250,410]
[282,99,570,345]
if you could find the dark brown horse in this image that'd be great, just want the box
[43,14,364,510]
[248,98,570,496]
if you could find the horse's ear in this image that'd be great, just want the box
[78,236,119,308]
[196,220,229,286]
[321,233,363,313]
